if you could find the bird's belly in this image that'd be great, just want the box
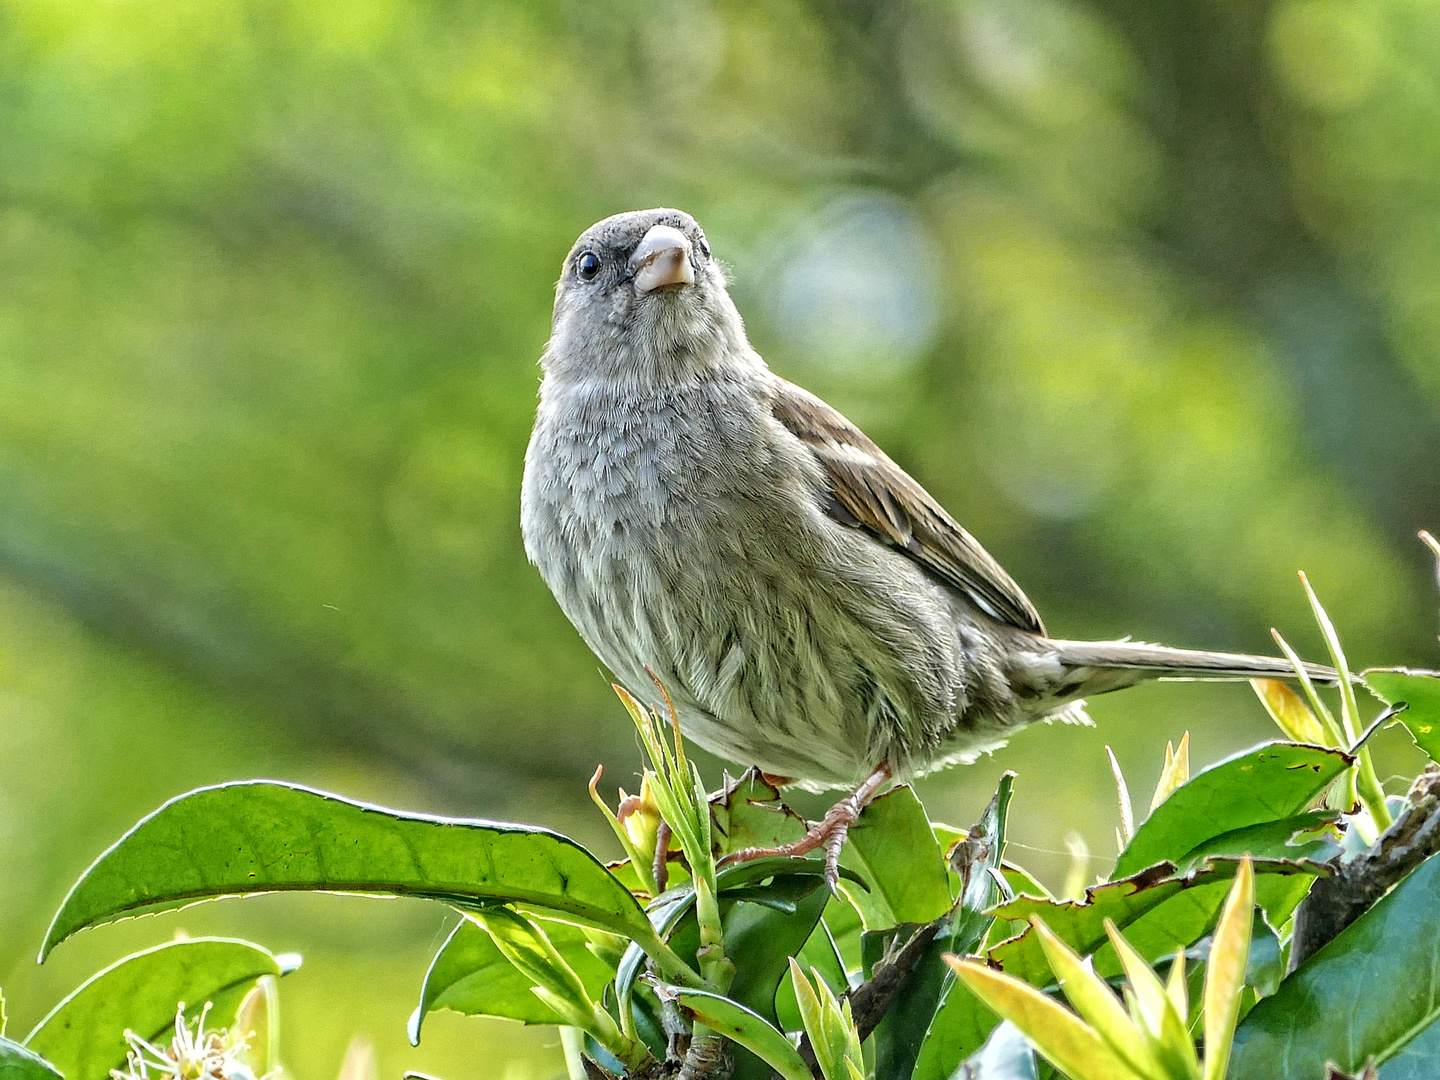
[530,494,968,786]
[559,524,881,782]
[522,396,973,787]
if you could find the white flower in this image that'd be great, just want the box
[109,1002,274,1080]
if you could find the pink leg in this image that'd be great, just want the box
[718,762,892,886]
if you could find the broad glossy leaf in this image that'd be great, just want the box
[1245,915,1283,999]
[841,785,952,927]
[1377,1014,1440,1079]
[989,859,1321,986]
[668,988,812,1080]
[1177,811,1340,868]
[911,980,997,1080]
[614,859,844,1040]
[1113,743,1351,880]
[1229,852,1440,1077]
[1364,670,1440,762]
[0,1039,60,1080]
[26,938,293,1080]
[724,877,832,1080]
[42,781,652,957]
[867,913,994,1080]
[726,876,830,1019]
[409,915,616,1039]
[823,893,865,976]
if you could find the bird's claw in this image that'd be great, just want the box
[716,761,892,889]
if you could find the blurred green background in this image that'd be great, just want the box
[1,0,1438,1074]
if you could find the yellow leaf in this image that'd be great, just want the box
[1030,918,1160,1080]
[1106,746,1135,844]
[1202,857,1254,1080]
[336,1037,375,1080]
[946,957,1149,1080]
[1062,832,1090,901]
[1165,948,1189,1023]
[1150,733,1190,812]
[1104,919,1172,1041]
[1298,572,1361,745]
[1250,679,1329,746]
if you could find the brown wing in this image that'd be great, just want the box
[771,379,1046,635]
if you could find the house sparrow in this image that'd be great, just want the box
[521,208,1334,874]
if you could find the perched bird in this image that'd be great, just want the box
[521,208,1334,875]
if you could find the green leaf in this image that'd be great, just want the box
[1364,670,1440,762]
[788,959,861,1080]
[41,781,654,958]
[25,937,293,1080]
[1244,914,1283,1000]
[1113,743,1351,880]
[1229,851,1440,1078]
[1377,1013,1440,1079]
[823,894,865,976]
[1201,857,1253,1080]
[1001,863,1052,901]
[841,785,952,928]
[722,876,832,1080]
[467,906,606,1035]
[0,1039,61,1080]
[231,978,279,1075]
[712,771,809,857]
[1177,811,1341,868]
[668,988,813,1080]
[989,859,1322,986]
[614,859,845,1046]
[725,875,830,1015]
[911,980,999,1080]
[410,915,617,1039]
[887,907,1004,1080]
[902,773,1016,1080]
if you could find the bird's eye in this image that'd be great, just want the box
[576,251,601,281]
[696,233,711,259]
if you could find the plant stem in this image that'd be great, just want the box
[561,1027,588,1080]
[694,874,732,991]
[1354,752,1391,839]
[638,929,709,989]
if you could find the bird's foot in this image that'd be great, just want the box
[718,762,892,887]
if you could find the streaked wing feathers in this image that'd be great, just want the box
[771,380,1045,635]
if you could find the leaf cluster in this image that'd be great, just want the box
[8,578,1440,1080]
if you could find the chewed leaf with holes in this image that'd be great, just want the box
[987,858,1322,986]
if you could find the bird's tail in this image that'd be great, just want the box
[1044,638,1341,697]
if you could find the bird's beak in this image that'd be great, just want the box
[629,225,695,293]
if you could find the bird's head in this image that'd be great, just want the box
[542,208,750,383]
